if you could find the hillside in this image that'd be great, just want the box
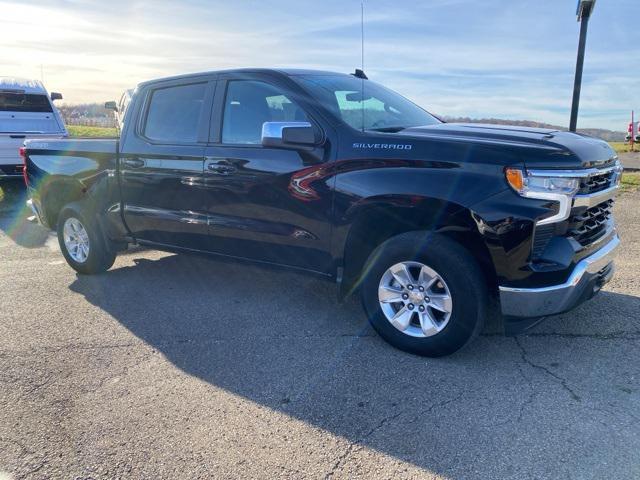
[55,101,626,142]
[443,117,625,142]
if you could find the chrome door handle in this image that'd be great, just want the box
[122,158,145,168]
[207,163,236,175]
[207,160,236,175]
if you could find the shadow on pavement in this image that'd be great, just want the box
[0,180,52,248]
[67,252,640,479]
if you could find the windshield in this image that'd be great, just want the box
[296,74,440,131]
[0,93,53,113]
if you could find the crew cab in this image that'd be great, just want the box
[22,69,622,356]
[1,77,66,178]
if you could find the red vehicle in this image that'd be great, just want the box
[626,121,640,143]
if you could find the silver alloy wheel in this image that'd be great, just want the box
[378,261,453,338]
[63,217,90,264]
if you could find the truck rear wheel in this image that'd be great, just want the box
[57,203,116,275]
[360,231,487,357]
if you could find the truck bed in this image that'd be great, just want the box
[24,137,120,228]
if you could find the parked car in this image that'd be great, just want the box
[22,68,622,356]
[0,77,66,178]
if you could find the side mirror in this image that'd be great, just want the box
[261,122,318,149]
[50,92,63,101]
[104,101,118,112]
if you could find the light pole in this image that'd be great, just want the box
[570,0,597,132]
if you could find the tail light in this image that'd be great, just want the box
[19,146,28,186]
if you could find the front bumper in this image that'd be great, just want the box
[499,234,620,318]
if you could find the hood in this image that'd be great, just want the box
[395,123,617,170]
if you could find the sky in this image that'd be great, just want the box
[1,0,638,131]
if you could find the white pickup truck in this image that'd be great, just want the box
[0,77,67,178]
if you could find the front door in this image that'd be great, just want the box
[203,76,335,273]
[119,78,215,250]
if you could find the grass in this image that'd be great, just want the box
[67,125,118,137]
[621,172,640,193]
[609,142,639,154]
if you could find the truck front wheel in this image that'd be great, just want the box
[57,203,116,275]
[360,231,487,357]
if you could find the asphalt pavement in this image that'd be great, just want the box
[1,183,639,480]
[620,151,640,171]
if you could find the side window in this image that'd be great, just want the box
[143,83,206,143]
[222,80,309,145]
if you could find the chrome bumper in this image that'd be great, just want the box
[499,235,620,318]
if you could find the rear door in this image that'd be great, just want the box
[119,76,215,250]
[202,73,336,273]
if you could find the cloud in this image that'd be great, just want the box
[2,0,637,130]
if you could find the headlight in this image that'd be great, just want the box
[505,168,579,196]
[505,168,579,226]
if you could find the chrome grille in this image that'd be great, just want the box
[568,199,613,247]
[577,170,615,195]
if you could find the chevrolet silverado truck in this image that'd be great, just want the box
[22,69,622,357]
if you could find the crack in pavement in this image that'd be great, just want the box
[514,336,582,402]
[479,364,538,428]
[324,410,405,479]
[324,391,466,479]
[21,372,55,399]
[0,435,48,478]
[514,363,538,424]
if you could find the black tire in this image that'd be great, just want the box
[360,231,487,357]
[57,202,116,275]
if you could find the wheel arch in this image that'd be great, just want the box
[40,176,87,228]
[338,196,497,299]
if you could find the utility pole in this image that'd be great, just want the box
[632,110,635,152]
[570,0,597,132]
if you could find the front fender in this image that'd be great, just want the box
[330,155,514,263]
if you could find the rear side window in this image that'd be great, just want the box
[0,93,53,112]
[143,83,206,143]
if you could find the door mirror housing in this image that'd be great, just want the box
[50,92,63,101]
[261,122,318,149]
[104,101,118,112]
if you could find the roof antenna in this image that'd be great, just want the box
[350,3,367,129]
[360,1,365,132]
[351,2,368,82]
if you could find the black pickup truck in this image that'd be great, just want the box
[22,68,622,356]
